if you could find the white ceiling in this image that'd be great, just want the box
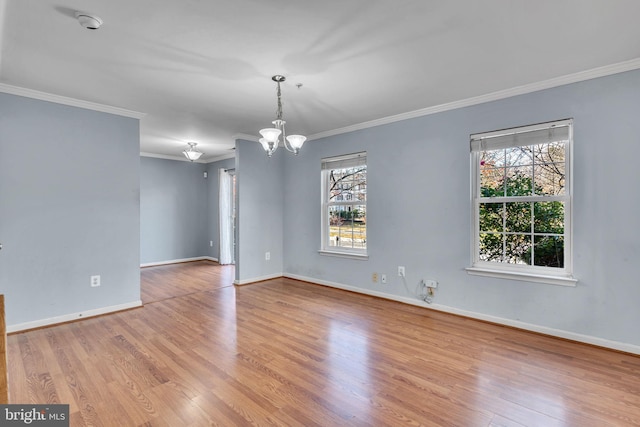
[2,0,640,161]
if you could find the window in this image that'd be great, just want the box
[321,152,367,257]
[468,120,575,285]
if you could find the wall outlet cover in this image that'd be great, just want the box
[425,279,438,288]
[90,275,101,287]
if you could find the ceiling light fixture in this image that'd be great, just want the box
[75,12,103,30]
[183,142,203,162]
[259,75,306,157]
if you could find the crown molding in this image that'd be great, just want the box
[204,152,235,163]
[0,82,145,119]
[233,133,259,143]
[308,57,640,141]
[140,152,207,163]
[140,151,234,164]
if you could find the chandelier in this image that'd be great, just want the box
[182,142,203,162]
[258,75,306,157]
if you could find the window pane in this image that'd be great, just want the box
[479,233,533,265]
[533,236,564,268]
[534,202,564,234]
[534,162,565,195]
[505,146,533,167]
[505,166,533,196]
[479,203,503,232]
[480,167,504,197]
[505,234,532,265]
[328,205,366,250]
[505,202,531,233]
[479,233,504,262]
[481,149,505,168]
[328,166,367,203]
[533,141,565,164]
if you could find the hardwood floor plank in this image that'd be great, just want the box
[140,261,234,305]
[16,333,60,405]
[6,329,26,403]
[6,261,640,426]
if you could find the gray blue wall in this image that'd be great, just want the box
[140,157,209,264]
[139,156,235,264]
[0,93,141,328]
[143,141,285,284]
[278,69,640,348]
[4,67,637,349]
[236,139,284,283]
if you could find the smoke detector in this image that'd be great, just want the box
[75,12,103,30]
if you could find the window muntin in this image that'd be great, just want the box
[471,120,572,278]
[321,153,367,255]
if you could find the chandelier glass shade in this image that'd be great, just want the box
[258,75,306,157]
[183,142,203,161]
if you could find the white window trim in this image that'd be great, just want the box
[468,119,576,286]
[320,152,367,258]
[318,249,369,260]
[465,266,577,286]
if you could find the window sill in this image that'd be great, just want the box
[318,250,369,260]
[465,267,577,287]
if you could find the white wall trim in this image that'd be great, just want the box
[285,273,640,356]
[233,133,259,143]
[140,151,234,164]
[0,1,6,73]
[234,272,283,286]
[308,57,640,141]
[140,152,207,163]
[7,300,142,333]
[465,267,577,287]
[140,256,218,268]
[0,82,145,119]
[204,152,235,163]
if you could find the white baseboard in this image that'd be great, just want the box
[140,256,218,267]
[234,272,283,286]
[285,273,640,356]
[7,300,143,333]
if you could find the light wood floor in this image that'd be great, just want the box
[7,261,640,426]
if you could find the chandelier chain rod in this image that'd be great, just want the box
[276,80,283,121]
[258,75,306,157]
[275,80,289,148]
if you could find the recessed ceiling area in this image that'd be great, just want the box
[1,0,640,161]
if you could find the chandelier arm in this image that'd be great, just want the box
[282,127,296,153]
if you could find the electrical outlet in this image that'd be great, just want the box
[265,252,271,261]
[372,273,378,283]
[424,279,438,288]
[210,240,213,247]
[381,274,387,284]
[398,266,405,277]
[91,275,100,287]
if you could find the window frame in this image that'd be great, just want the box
[319,152,368,259]
[467,119,576,286]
